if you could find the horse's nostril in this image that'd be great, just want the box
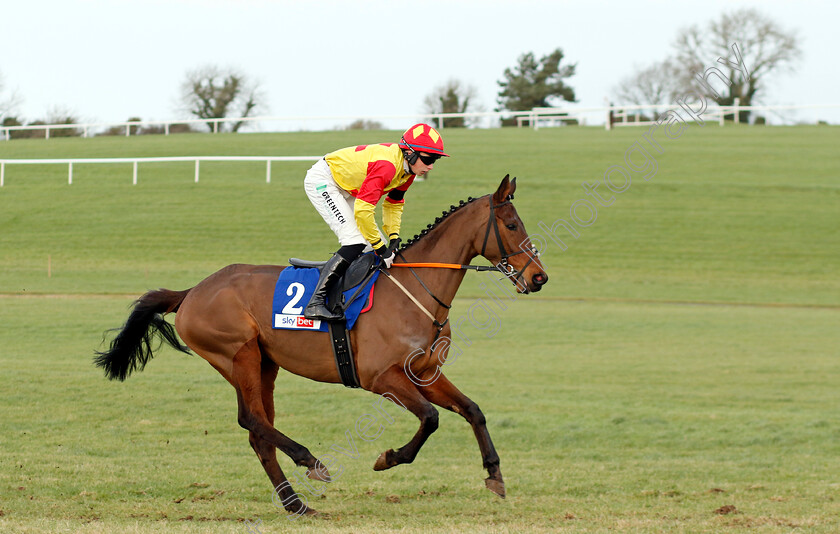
[533,273,548,285]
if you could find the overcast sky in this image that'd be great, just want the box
[3,0,838,129]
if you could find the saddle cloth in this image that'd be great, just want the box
[272,254,379,332]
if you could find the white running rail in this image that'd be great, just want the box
[0,156,321,186]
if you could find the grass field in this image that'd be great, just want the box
[1,125,838,533]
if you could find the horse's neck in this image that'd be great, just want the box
[397,209,483,307]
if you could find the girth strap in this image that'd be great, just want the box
[328,320,360,388]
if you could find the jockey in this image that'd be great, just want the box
[302,123,448,321]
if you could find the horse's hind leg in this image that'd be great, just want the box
[232,338,329,515]
[243,355,313,517]
[418,373,505,498]
[368,365,439,471]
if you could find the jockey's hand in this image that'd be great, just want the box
[388,236,401,253]
[376,244,395,268]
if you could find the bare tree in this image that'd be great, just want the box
[672,8,801,122]
[0,70,23,120]
[613,59,682,117]
[179,65,264,132]
[422,79,483,127]
[42,106,82,137]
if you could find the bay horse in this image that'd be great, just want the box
[95,175,548,517]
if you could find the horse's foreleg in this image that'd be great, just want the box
[418,373,505,498]
[368,365,439,471]
[232,338,328,515]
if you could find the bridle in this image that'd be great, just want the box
[479,194,541,290]
[380,194,541,339]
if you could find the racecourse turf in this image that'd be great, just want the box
[0,125,838,533]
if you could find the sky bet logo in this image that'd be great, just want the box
[274,314,321,330]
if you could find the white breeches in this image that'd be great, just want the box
[303,158,369,247]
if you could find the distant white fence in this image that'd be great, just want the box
[1,103,837,140]
[0,156,320,187]
[1,113,506,140]
[520,101,840,130]
[0,111,518,139]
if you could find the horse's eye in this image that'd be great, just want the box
[506,223,517,231]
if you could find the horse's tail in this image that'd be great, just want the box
[94,288,192,381]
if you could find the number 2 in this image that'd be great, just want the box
[282,282,306,315]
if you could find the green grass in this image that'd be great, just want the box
[1,127,837,304]
[1,126,839,533]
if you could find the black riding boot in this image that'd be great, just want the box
[304,254,351,321]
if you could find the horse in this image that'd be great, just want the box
[95,175,548,517]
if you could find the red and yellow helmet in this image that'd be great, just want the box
[399,123,449,157]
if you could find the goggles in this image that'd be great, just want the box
[417,153,441,165]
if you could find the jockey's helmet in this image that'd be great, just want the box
[399,123,449,157]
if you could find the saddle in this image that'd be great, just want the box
[287,253,379,389]
[289,252,377,315]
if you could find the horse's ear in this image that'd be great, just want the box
[493,174,513,203]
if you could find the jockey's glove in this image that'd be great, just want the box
[375,244,395,269]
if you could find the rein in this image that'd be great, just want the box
[391,262,499,271]
[379,194,539,340]
[379,268,449,344]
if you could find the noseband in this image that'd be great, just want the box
[480,194,540,289]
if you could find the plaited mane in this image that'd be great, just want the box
[398,196,480,252]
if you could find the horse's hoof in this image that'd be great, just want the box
[485,477,506,498]
[307,465,331,482]
[373,449,394,471]
[287,505,318,519]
